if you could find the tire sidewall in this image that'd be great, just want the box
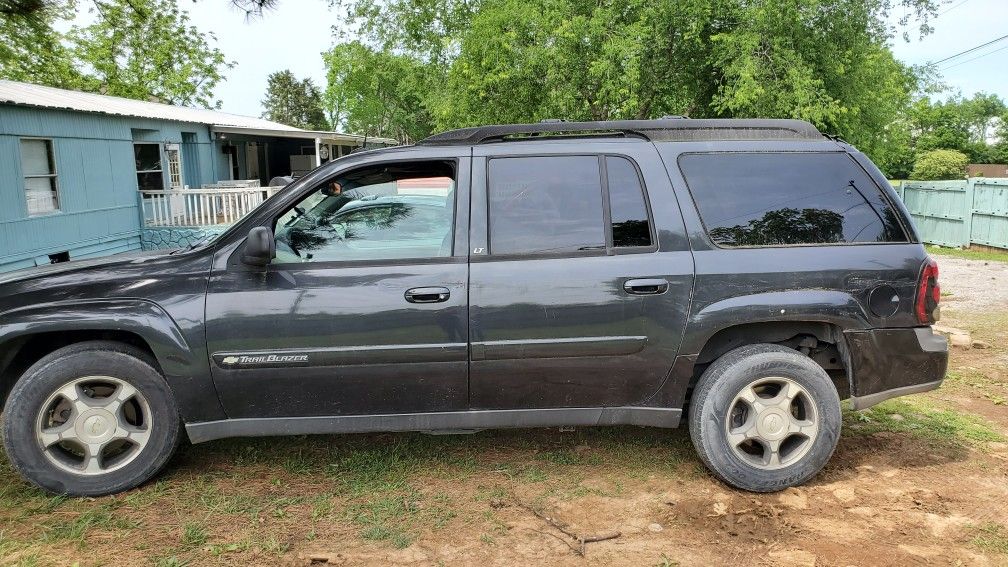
[691,346,841,492]
[2,346,180,496]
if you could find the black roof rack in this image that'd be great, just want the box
[416,118,824,146]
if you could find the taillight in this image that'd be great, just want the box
[915,256,940,324]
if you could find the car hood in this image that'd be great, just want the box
[0,249,173,286]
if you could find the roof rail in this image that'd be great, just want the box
[416,119,824,146]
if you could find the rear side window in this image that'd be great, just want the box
[679,152,907,247]
[488,156,605,255]
[606,156,652,248]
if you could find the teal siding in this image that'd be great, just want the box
[0,105,220,272]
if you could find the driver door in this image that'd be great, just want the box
[204,153,471,419]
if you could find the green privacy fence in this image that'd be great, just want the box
[893,178,1008,250]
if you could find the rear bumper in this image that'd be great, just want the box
[845,327,948,410]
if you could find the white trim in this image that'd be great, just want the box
[19,137,60,216]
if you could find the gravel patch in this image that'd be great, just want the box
[934,256,1008,312]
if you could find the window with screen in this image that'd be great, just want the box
[273,161,456,263]
[606,156,652,248]
[488,156,606,255]
[678,152,907,247]
[20,139,59,216]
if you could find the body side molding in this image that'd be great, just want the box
[185,406,682,443]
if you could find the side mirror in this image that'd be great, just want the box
[241,226,276,267]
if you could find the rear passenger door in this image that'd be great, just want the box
[468,141,693,410]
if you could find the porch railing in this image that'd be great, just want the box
[140,186,279,227]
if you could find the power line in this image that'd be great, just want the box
[930,33,1008,65]
[941,43,1008,70]
[938,0,971,16]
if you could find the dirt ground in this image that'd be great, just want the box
[2,250,1008,567]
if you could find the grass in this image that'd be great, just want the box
[0,375,1004,564]
[181,521,208,548]
[926,244,1008,263]
[972,523,1008,554]
[843,398,1004,446]
[0,425,698,563]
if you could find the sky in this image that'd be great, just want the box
[87,0,1008,119]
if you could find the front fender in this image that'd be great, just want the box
[0,298,222,422]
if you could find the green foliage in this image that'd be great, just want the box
[911,93,1006,160]
[1,0,233,109]
[261,70,329,130]
[323,41,436,142]
[326,0,940,155]
[0,1,81,88]
[911,149,969,180]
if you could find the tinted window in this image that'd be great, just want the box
[679,153,907,247]
[488,156,605,255]
[273,162,455,263]
[606,156,652,247]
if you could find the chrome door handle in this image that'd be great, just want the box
[405,287,451,303]
[623,278,668,295]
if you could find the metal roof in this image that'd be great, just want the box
[417,118,824,145]
[0,79,302,131]
[211,125,398,145]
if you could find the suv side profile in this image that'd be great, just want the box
[0,119,947,496]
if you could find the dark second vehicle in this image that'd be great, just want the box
[0,119,947,496]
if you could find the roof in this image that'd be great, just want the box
[210,125,397,145]
[417,119,824,145]
[0,79,301,131]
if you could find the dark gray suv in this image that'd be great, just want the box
[0,119,947,496]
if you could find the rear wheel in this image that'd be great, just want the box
[688,344,841,492]
[2,341,180,496]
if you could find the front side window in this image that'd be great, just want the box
[20,139,59,216]
[488,156,605,255]
[679,152,907,247]
[134,144,164,191]
[273,161,455,263]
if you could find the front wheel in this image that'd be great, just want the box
[688,344,841,492]
[2,341,181,496]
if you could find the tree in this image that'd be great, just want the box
[0,1,81,88]
[1,0,234,109]
[992,112,1008,165]
[908,93,1006,162]
[323,41,436,142]
[261,70,329,130]
[327,0,941,165]
[69,0,233,108]
[1,0,280,19]
[911,149,969,180]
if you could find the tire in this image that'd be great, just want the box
[2,341,181,496]
[688,344,841,492]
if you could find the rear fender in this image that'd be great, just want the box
[682,290,871,355]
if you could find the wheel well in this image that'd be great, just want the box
[0,330,161,410]
[692,322,849,399]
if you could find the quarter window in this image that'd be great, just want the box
[273,161,456,263]
[606,156,652,248]
[20,139,59,216]
[488,156,605,255]
[134,144,164,191]
[679,152,907,247]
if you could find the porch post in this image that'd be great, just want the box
[314,137,322,167]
